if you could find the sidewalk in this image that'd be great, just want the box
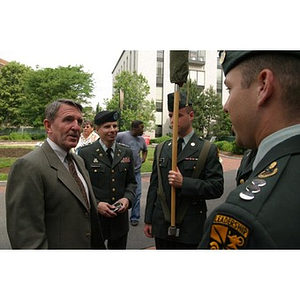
[0,152,242,249]
[134,153,242,249]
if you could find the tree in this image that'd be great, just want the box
[22,65,95,127]
[105,71,155,131]
[182,80,231,138]
[0,62,33,127]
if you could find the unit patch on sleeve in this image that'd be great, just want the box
[208,214,250,249]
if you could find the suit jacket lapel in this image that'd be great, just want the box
[42,141,89,211]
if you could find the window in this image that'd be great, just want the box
[189,70,205,87]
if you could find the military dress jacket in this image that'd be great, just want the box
[5,140,105,249]
[144,133,224,245]
[235,149,257,186]
[199,135,300,249]
[78,140,136,241]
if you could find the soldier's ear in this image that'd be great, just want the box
[257,69,275,107]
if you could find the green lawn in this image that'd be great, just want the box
[0,145,156,181]
[141,146,154,173]
[0,157,18,180]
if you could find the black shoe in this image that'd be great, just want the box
[131,220,139,226]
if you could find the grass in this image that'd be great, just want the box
[141,146,154,173]
[0,158,18,181]
[0,145,156,181]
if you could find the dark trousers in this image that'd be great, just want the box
[107,234,128,250]
[155,237,198,250]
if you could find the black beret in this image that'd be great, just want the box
[219,50,300,76]
[167,92,192,112]
[94,110,119,125]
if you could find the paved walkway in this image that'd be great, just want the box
[0,151,242,249]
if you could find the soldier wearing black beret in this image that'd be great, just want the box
[167,91,193,112]
[199,51,300,249]
[78,110,137,249]
[144,92,224,249]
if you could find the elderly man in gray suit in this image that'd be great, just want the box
[6,99,105,249]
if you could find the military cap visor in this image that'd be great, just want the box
[167,92,192,112]
[94,110,119,125]
[219,50,300,76]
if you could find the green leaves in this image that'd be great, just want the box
[0,62,95,127]
[182,80,232,139]
[106,71,155,131]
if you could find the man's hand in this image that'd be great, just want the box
[168,167,183,188]
[115,198,129,213]
[97,202,118,218]
[144,223,153,238]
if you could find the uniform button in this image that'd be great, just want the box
[112,188,116,192]
[111,169,115,173]
[200,210,203,214]
[85,212,89,218]
[112,178,115,182]
[240,179,245,184]
[86,232,91,238]
[112,197,115,201]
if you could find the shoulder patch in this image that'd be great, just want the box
[117,142,130,148]
[208,214,250,249]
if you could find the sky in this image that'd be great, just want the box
[1,1,297,111]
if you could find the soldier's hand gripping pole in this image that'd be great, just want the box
[168,50,189,237]
[168,85,180,237]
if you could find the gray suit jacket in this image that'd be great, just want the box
[6,140,105,249]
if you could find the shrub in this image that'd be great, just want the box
[0,135,10,140]
[30,133,47,140]
[215,140,245,155]
[9,132,32,141]
[231,141,245,155]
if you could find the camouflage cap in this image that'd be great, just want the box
[219,50,300,76]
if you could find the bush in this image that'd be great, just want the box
[0,135,10,140]
[30,133,46,140]
[9,132,32,141]
[215,141,233,152]
[231,141,245,155]
[215,140,245,155]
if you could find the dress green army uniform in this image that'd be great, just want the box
[79,140,136,242]
[199,134,300,249]
[145,134,224,245]
[78,111,136,246]
[236,149,257,186]
[145,92,224,247]
[199,50,300,249]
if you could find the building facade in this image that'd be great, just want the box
[112,50,227,138]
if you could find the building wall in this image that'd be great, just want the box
[112,50,225,138]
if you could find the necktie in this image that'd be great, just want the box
[177,138,184,155]
[66,153,90,209]
[106,148,113,164]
